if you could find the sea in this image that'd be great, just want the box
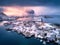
[0,15,60,45]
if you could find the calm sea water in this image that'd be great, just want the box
[0,26,44,45]
[0,15,60,45]
[44,15,60,24]
[0,26,55,45]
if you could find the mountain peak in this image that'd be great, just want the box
[0,12,7,16]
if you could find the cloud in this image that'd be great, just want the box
[0,0,60,6]
[1,6,60,16]
[0,0,40,6]
[42,7,60,15]
[0,7,4,12]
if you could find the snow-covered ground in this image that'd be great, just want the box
[1,20,60,45]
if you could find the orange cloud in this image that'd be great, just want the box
[3,6,28,16]
[2,6,46,16]
[1,6,46,21]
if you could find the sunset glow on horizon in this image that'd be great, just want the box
[3,6,27,16]
[2,6,46,16]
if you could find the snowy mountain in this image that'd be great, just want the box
[0,12,8,21]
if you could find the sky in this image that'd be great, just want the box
[0,0,60,16]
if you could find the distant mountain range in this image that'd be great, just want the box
[0,12,58,21]
[0,12,7,17]
[0,12,19,21]
[0,12,8,21]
